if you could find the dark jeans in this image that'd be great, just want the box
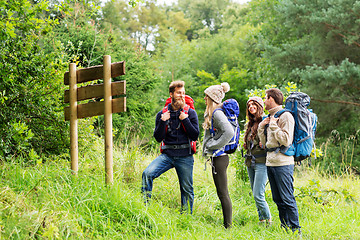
[267,165,301,230]
[142,154,194,213]
[212,155,232,228]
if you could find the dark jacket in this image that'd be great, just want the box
[154,103,199,157]
[244,133,266,167]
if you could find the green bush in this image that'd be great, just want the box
[0,0,68,159]
[314,130,360,175]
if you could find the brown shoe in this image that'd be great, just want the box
[266,220,273,228]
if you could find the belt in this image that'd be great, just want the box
[161,144,190,150]
[266,145,289,154]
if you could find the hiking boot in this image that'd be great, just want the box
[258,220,266,226]
[258,219,272,228]
[266,220,273,228]
[224,220,232,229]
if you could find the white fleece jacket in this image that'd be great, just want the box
[258,106,295,166]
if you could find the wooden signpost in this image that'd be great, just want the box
[64,55,126,184]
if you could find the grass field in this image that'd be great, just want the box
[1,143,359,239]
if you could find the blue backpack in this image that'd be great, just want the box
[265,92,317,163]
[210,99,241,157]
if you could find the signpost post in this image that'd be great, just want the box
[64,55,126,184]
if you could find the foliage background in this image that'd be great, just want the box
[1,0,360,238]
[1,0,359,170]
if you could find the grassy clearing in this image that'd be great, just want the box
[1,144,359,239]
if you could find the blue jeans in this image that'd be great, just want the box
[141,153,194,213]
[267,165,301,230]
[247,163,271,221]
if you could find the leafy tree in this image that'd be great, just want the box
[45,0,105,67]
[295,60,360,134]
[0,0,68,160]
[218,65,250,120]
[102,0,191,53]
[105,41,159,142]
[246,0,360,136]
[155,33,195,88]
[176,0,231,40]
[45,0,159,142]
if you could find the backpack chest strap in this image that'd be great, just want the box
[209,108,223,136]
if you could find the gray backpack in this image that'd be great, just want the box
[265,92,317,163]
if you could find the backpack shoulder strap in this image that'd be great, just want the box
[182,104,190,114]
[274,109,287,118]
[211,108,224,121]
[162,104,170,133]
[162,104,169,113]
[265,109,289,137]
[209,108,223,134]
[212,108,223,115]
[264,109,282,138]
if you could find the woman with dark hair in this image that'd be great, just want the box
[243,96,272,226]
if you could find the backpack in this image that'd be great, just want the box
[160,95,197,154]
[209,99,240,157]
[265,92,317,163]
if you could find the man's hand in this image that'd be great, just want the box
[161,110,170,121]
[179,111,188,120]
[259,117,270,128]
[269,116,279,124]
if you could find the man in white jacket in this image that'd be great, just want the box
[258,88,301,235]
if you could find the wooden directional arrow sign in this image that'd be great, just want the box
[64,57,126,185]
[63,61,126,121]
[64,81,126,120]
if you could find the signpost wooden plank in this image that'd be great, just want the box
[63,61,125,85]
[64,98,126,120]
[64,56,126,185]
[64,81,125,103]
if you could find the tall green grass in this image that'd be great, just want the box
[1,140,360,239]
[314,130,360,175]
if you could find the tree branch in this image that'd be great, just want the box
[311,98,360,107]
[324,22,360,47]
[346,82,360,91]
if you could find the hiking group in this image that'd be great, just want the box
[142,80,316,235]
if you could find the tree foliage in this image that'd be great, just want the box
[102,0,191,53]
[45,0,159,142]
[0,0,67,160]
[246,0,360,135]
[176,0,231,40]
[1,0,359,163]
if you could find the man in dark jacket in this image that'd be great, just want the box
[142,80,199,214]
